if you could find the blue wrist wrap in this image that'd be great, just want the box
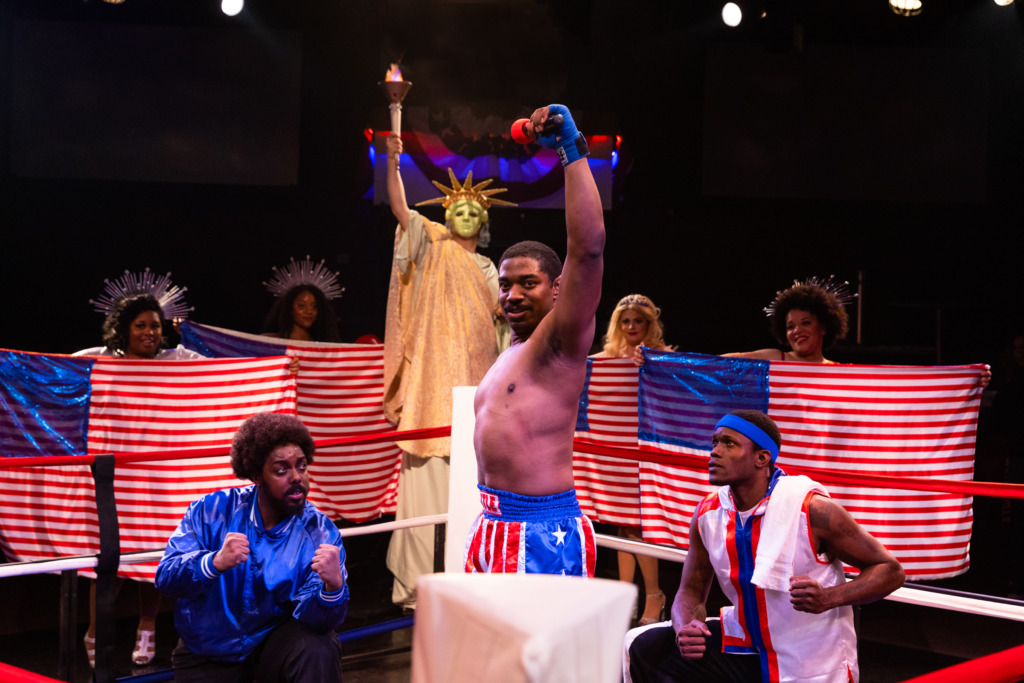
[537,104,590,167]
[556,134,589,167]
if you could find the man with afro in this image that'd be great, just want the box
[156,412,348,682]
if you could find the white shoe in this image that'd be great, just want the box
[132,629,156,666]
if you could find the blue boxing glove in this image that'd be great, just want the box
[535,104,589,167]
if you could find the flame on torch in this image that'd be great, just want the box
[379,64,412,134]
[385,63,404,82]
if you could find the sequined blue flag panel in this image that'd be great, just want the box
[0,350,93,457]
[637,350,770,451]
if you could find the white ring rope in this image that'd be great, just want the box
[3,515,1023,623]
[0,514,449,579]
[595,534,1024,622]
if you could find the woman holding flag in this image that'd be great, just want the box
[74,270,199,668]
[593,293,675,625]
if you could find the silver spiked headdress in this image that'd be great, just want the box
[90,269,193,320]
[764,275,856,318]
[264,256,345,300]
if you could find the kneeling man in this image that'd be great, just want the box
[627,410,904,683]
[156,412,348,682]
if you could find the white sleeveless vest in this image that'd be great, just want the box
[696,475,858,682]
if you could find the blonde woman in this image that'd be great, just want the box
[593,294,674,624]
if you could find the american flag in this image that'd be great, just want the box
[573,358,642,526]
[0,354,296,581]
[574,351,985,580]
[1,330,403,581]
[178,322,402,523]
[1,342,984,581]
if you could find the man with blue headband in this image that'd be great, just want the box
[626,410,904,683]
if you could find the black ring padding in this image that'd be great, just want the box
[93,453,121,683]
[94,454,121,574]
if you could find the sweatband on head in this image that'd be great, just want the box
[715,414,780,463]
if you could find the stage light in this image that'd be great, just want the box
[722,2,743,27]
[889,0,923,16]
[221,0,243,17]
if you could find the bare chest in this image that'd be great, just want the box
[475,346,533,415]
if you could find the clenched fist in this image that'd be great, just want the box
[311,544,343,593]
[213,532,249,572]
[789,575,832,614]
[676,620,711,660]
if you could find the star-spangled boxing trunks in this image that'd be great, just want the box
[464,485,596,577]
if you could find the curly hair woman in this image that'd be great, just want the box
[73,281,202,668]
[727,277,851,364]
[75,294,204,360]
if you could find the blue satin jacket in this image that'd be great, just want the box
[155,485,349,661]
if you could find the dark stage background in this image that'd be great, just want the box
[2,0,1022,368]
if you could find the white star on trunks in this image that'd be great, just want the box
[552,525,567,545]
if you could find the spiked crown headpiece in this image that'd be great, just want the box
[414,168,517,211]
[90,269,193,320]
[264,256,345,300]
[764,275,856,318]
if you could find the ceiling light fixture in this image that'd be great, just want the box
[889,0,923,16]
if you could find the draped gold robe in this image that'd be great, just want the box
[383,210,500,457]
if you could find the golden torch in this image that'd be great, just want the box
[379,63,412,135]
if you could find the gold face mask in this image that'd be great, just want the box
[447,198,487,239]
[415,168,517,238]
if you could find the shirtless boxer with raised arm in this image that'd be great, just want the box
[464,104,606,577]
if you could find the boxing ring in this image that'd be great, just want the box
[2,397,1024,679]
[3,348,1024,681]
[2,420,1024,682]
[0,514,437,682]
[0,422,448,683]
